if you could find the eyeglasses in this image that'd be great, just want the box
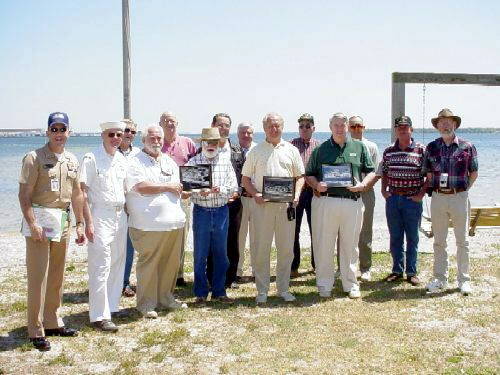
[50,126,67,133]
[299,124,312,130]
[124,128,137,134]
[349,124,364,129]
[107,132,123,138]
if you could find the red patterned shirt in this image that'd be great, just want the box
[290,137,320,167]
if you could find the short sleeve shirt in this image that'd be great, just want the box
[306,137,374,196]
[162,135,197,166]
[241,139,305,192]
[19,143,80,209]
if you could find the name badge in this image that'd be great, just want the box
[349,153,356,157]
[51,179,60,192]
[439,173,448,188]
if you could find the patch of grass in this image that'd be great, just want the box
[171,310,187,323]
[47,351,74,366]
[443,367,498,375]
[65,264,76,272]
[18,342,34,352]
[139,327,189,348]
[150,352,166,363]
[338,337,358,349]
[114,357,140,375]
[219,363,230,374]
[0,300,27,317]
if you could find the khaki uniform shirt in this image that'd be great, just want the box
[242,139,305,192]
[19,143,80,209]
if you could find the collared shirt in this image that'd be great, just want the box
[240,141,257,158]
[118,145,141,158]
[290,137,320,167]
[79,145,127,208]
[19,143,80,209]
[378,138,425,196]
[162,135,197,166]
[423,135,478,190]
[126,151,186,231]
[306,137,374,197]
[242,139,305,192]
[186,152,238,208]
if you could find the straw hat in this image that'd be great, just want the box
[431,108,461,129]
[197,127,221,142]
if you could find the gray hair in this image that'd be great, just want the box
[348,115,363,124]
[159,111,177,124]
[262,112,284,127]
[142,124,164,143]
[329,112,348,125]
[237,122,254,132]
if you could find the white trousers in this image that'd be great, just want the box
[237,196,255,276]
[250,200,295,295]
[87,207,127,322]
[431,191,470,284]
[312,196,363,293]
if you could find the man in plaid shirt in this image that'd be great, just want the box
[424,109,478,296]
[185,128,238,305]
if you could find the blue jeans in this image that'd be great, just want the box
[193,204,229,298]
[123,229,134,288]
[385,195,423,276]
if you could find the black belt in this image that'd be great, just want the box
[320,193,358,201]
[434,188,466,195]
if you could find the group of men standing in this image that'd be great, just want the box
[19,108,477,351]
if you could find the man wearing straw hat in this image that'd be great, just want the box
[80,121,129,332]
[186,127,238,305]
[424,109,478,296]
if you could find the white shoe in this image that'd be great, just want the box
[144,310,158,319]
[279,292,296,302]
[166,299,188,310]
[426,279,448,292]
[459,281,472,296]
[334,270,341,279]
[256,293,268,304]
[360,271,371,282]
[318,287,331,298]
[348,289,361,299]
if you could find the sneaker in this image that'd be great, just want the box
[92,319,119,332]
[360,271,371,282]
[318,287,331,298]
[212,296,235,304]
[348,289,361,299]
[426,279,448,292]
[334,270,341,279]
[459,281,472,296]
[279,292,296,302]
[143,311,158,319]
[255,293,268,304]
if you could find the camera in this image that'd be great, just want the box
[287,203,295,221]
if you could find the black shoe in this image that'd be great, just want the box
[45,327,78,337]
[235,276,245,284]
[92,320,118,332]
[176,277,187,287]
[30,337,51,351]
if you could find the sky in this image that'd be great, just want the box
[1,0,499,133]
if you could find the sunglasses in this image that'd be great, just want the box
[107,132,123,138]
[50,126,67,133]
[299,124,313,129]
[349,124,364,129]
[124,128,137,134]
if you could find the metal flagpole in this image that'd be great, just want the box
[122,0,131,119]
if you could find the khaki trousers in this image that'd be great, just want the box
[430,191,470,284]
[177,198,191,279]
[312,196,363,293]
[250,200,294,295]
[129,228,182,313]
[26,223,69,338]
[237,196,255,276]
[358,189,375,272]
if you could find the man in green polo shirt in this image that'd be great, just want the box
[305,112,376,299]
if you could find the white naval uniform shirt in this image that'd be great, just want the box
[79,145,127,209]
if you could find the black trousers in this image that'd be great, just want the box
[207,198,242,287]
[291,188,314,271]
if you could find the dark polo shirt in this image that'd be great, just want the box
[306,136,374,197]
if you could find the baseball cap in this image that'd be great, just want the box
[394,115,412,127]
[298,113,314,124]
[48,112,69,128]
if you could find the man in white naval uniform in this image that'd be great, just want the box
[80,121,128,332]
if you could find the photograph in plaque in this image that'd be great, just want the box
[262,176,295,202]
[179,164,212,191]
[322,163,354,187]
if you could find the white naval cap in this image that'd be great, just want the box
[100,121,126,132]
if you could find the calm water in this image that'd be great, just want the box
[1,131,498,232]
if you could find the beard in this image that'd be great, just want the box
[202,148,219,159]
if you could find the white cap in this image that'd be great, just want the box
[100,121,125,132]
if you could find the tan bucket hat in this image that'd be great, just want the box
[197,127,221,142]
[431,108,461,129]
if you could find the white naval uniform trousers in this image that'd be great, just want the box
[80,147,128,323]
[312,195,364,293]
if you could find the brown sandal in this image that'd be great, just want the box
[385,273,403,282]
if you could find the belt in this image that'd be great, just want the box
[241,191,252,198]
[434,188,466,195]
[320,193,358,201]
[391,191,418,197]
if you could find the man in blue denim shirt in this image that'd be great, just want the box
[378,116,427,286]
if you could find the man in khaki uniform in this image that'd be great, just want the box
[18,112,85,351]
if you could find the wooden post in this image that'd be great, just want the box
[391,75,405,142]
[122,0,131,119]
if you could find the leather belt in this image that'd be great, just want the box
[391,191,418,197]
[320,193,358,201]
[434,188,466,195]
